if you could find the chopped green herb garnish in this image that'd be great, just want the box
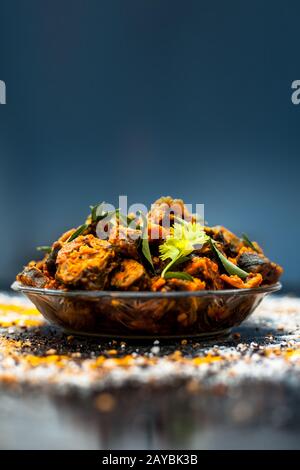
[241,233,258,252]
[211,240,248,279]
[90,202,105,222]
[159,221,209,278]
[68,224,88,242]
[164,271,194,281]
[138,211,155,272]
[36,246,52,254]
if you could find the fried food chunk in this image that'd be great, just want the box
[151,276,205,292]
[151,276,168,291]
[236,248,283,285]
[110,259,148,290]
[167,278,206,291]
[184,256,224,289]
[44,229,84,277]
[220,273,263,289]
[148,196,194,225]
[17,266,48,288]
[17,197,283,292]
[55,235,115,290]
[147,222,170,243]
[107,224,141,259]
[205,225,243,257]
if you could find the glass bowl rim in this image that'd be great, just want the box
[11,281,282,299]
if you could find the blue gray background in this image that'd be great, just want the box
[0,0,299,289]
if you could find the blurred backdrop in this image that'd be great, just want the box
[0,0,299,290]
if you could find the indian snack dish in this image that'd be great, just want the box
[13,197,282,338]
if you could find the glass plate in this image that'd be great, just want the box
[11,281,281,339]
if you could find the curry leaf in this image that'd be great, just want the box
[90,202,105,222]
[68,224,88,242]
[138,211,155,272]
[241,233,258,252]
[211,240,249,279]
[36,245,52,253]
[164,271,194,281]
[115,209,135,227]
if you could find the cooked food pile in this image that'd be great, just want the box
[17,197,283,292]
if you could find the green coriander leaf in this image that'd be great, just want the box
[159,221,209,278]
